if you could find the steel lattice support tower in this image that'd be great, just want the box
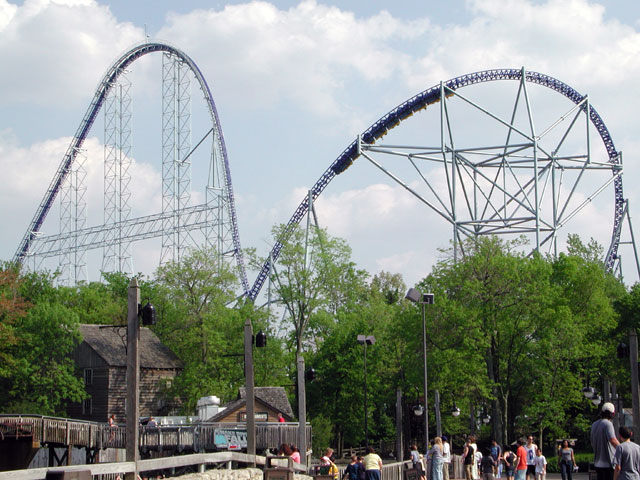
[59,148,87,285]
[103,72,133,274]
[161,53,192,265]
[14,43,250,291]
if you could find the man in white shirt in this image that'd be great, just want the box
[525,435,538,480]
[443,435,451,480]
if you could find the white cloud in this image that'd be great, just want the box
[0,0,142,108]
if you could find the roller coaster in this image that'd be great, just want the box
[13,42,639,297]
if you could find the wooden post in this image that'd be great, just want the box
[630,329,640,437]
[245,319,256,466]
[125,277,140,480]
[297,355,307,465]
[396,387,403,461]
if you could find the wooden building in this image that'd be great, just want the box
[207,387,295,423]
[67,324,182,423]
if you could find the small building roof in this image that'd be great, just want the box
[79,324,182,369]
[239,386,294,419]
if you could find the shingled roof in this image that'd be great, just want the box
[238,386,294,418]
[79,324,182,369]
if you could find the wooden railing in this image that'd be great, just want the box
[0,415,311,453]
[0,452,412,480]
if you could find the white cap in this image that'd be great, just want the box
[602,402,615,413]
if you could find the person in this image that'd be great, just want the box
[481,446,497,480]
[516,438,528,480]
[591,402,621,480]
[534,448,547,480]
[472,436,480,480]
[278,412,285,423]
[279,443,293,457]
[558,440,576,480]
[475,443,483,480]
[363,446,383,480]
[344,455,362,480]
[443,436,452,480]
[491,440,503,478]
[147,416,158,428]
[503,445,516,480]
[291,445,301,463]
[430,437,444,480]
[321,448,339,479]
[613,426,640,480]
[357,456,366,480]
[464,439,476,480]
[525,436,538,480]
[108,414,116,442]
[411,443,425,480]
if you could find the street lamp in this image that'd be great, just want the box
[357,334,376,447]
[244,320,267,466]
[451,404,461,417]
[406,287,434,452]
[582,386,595,399]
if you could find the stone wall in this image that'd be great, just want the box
[174,468,313,480]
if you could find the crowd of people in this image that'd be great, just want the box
[314,401,640,480]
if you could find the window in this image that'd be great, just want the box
[82,398,92,415]
[84,368,93,386]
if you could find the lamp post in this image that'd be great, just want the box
[406,288,434,452]
[357,334,376,447]
[125,278,156,480]
[244,321,267,466]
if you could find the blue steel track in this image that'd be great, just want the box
[13,42,249,292]
[248,68,623,301]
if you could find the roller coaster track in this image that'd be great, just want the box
[248,68,622,301]
[13,42,248,292]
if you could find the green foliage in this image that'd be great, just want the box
[0,267,85,415]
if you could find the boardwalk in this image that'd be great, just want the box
[0,415,311,471]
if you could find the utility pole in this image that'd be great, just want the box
[297,355,307,465]
[125,278,140,480]
[245,319,256,466]
[630,329,640,437]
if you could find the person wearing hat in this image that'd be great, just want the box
[591,402,621,480]
[443,436,451,480]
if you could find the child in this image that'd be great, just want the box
[534,449,547,480]
[481,447,497,480]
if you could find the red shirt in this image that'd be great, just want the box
[516,446,527,470]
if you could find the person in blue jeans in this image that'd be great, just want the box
[558,440,576,480]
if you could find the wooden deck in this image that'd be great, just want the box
[0,415,310,455]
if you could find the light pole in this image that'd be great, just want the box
[244,320,266,466]
[125,278,156,480]
[357,334,376,447]
[406,288,434,452]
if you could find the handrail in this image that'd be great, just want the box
[0,452,309,480]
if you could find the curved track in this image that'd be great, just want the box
[248,68,622,301]
[14,42,248,291]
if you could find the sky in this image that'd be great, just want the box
[2,0,640,296]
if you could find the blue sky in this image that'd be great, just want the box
[1,0,640,292]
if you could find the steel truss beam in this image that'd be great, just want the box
[26,203,226,258]
[249,68,630,301]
